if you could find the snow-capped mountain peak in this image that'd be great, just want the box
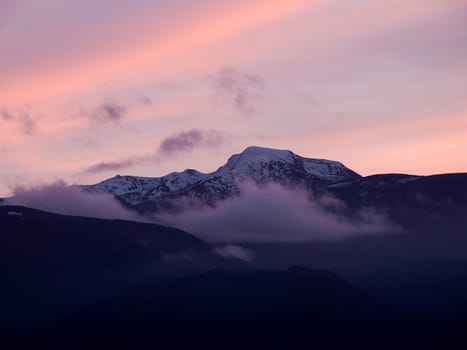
[220,146,294,171]
[81,146,360,210]
[217,146,358,182]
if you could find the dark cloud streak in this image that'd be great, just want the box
[79,129,228,175]
[159,129,226,156]
[83,160,135,174]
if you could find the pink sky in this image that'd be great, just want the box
[1,0,466,196]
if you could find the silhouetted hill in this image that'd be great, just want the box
[329,173,467,234]
[10,267,463,350]
[0,206,244,327]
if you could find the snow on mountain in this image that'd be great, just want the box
[81,146,361,209]
[218,146,359,182]
[82,170,206,206]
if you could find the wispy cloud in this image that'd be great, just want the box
[1,110,14,121]
[91,101,127,124]
[138,95,153,106]
[80,94,155,127]
[213,245,254,262]
[209,67,264,114]
[1,108,37,136]
[9,181,140,221]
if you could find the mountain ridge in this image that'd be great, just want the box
[81,146,361,211]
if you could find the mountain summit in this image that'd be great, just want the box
[82,146,360,212]
[219,146,359,182]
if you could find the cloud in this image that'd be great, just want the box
[9,181,140,221]
[80,94,155,127]
[209,67,264,113]
[158,129,226,156]
[1,108,37,135]
[1,110,15,121]
[92,101,127,123]
[213,245,254,262]
[159,182,400,243]
[83,160,135,174]
[20,115,36,136]
[78,128,228,175]
[138,95,153,106]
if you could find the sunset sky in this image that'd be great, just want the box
[1,0,466,196]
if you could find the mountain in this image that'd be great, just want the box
[80,146,467,234]
[81,146,361,213]
[12,266,462,350]
[328,172,467,234]
[4,152,467,349]
[0,206,245,328]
